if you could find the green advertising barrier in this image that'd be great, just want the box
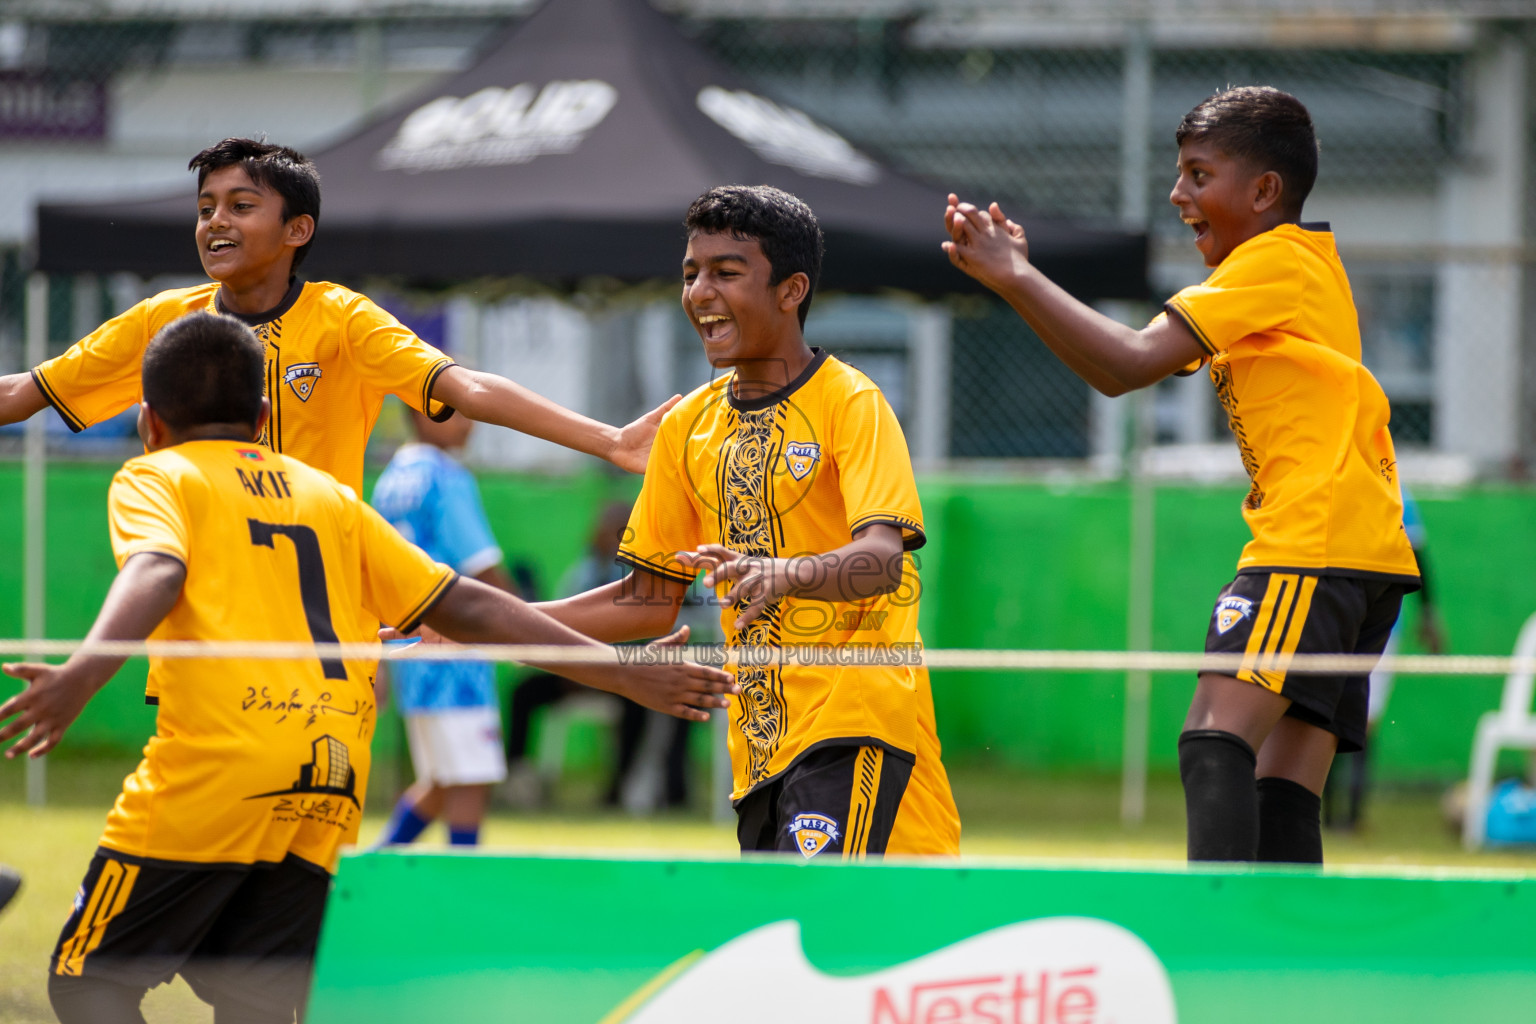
[310,851,1536,1024]
[5,461,1535,779]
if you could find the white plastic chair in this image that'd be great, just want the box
[1462,610,1536,849]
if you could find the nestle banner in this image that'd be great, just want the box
[0,72,107,139]
[311,853,1536,1023]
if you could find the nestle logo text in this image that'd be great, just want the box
[871,967,1100,1024]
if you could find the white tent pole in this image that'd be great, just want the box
[1119,21,1154,826]
[24,272,48,807]
[1122,393,1155,826]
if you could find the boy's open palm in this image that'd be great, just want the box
[0,662,92,759]
[942,194,1031,292]
[383,619,737,723]
[619,625,739,722]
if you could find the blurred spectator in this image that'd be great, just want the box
[371,410,513,847]
[502,503,719,811]
[1325,486,1445,830]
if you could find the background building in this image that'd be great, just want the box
[2,0,1532,479]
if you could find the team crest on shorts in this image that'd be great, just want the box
[283,363,322,402]
[1215,595,1254,635]
[788,813,840,859]
[783,442,821,482]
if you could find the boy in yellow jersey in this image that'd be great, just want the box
[537,186,960,857]
[942,86,1420,864]
[0,313,734,1024]
[0,137,669,498]
[8,138,669,705]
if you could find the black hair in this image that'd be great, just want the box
[684,185,825,328]
[142,312,266,431]
[189,137,321,270]
[1175,86,1319,215]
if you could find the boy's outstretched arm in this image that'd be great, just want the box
[0,552,185,758]
[535,569,689,644]
[942,195,1205,396]
[0,373,50,426]
[422,575,732,721]
[432,366,680,474]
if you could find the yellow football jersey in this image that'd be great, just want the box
[620,350,959,854]
[98,440,455,872]
[33,279,454,497]
[1163,223,1420,582]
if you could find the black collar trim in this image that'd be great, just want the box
[216,278,304,327]
[726,348,828,413]
[1298,221,1332,232]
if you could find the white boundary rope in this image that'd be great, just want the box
[0,638,1525,677]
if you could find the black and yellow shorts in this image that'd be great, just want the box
[51,848,329,1012]
[736,744,914,859]
[1204,571,1410,752]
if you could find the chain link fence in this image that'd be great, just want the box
[698,22,1489,469]
[0,8,1530,476]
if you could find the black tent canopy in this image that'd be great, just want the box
[37,0,1146,298]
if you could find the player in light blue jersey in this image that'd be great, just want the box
[371,408,512,846]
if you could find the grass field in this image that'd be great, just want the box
[2,753,1533,1023]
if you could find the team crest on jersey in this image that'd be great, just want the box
[283,363,323,402]
[783,442,821,481]
[788,813,840,859]
[1215,595,1254,635]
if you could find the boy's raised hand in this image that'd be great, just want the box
[617,624,739,722]
[942,193,1031,292]
[610,394,683,474]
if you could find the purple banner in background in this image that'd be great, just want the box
[0,72,107,139]
[375,294,448,354]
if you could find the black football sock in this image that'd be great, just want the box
[1257,776,1324,864]
[1179,729,1258,862]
